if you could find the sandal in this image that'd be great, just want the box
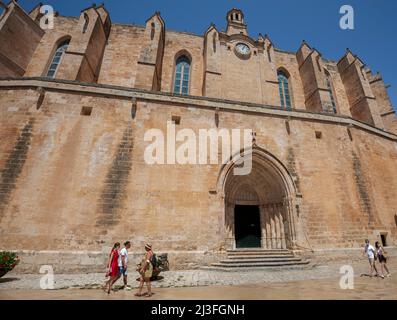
[134,293,143,297]
[145,293,153,298]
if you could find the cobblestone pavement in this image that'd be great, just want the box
[0,260,389,291]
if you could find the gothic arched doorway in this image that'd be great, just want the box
[218,147,298,250]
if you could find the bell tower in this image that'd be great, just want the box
[226,8,247,36]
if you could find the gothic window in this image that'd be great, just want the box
[46,40,69,78]
[173,55,190,95]
[325,71,337,113]
[267,45,272,62]
[151,22,155,40]
[82,13,89,33]
[278,70,292,109]
[316,55,322,72]
[360,66,367,81]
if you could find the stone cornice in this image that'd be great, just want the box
[0,77,396,141]
[219,32,260,48]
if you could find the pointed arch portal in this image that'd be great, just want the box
[218,147,299,250]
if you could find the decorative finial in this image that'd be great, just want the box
[251,131,257,145]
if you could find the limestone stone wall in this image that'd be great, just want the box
[275,50,306,110]
[1,3,397,272]
[323,61,351,117]
[160,31,204,96]
[1,84,396,263]
[98,24,145,87]
[24,16,78,77]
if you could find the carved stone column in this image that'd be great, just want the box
[282,203,291,248]
[265,205,271,249]
[260,205,267,249]
[274,205,281,249]
[278,204,286,249]
[284,197,297,249]
[270,205,277,249]
[225,203,235,249]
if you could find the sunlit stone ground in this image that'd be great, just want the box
[1,260,396,300]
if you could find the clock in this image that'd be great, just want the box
[234,43,251,59]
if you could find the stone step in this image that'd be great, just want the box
[227,249,291,254]
[201,263,312,272]
[227,248,290,252]
[211,260,310,268]
[210,249,310,270]
[220,257,303,264]
[227,253,294,259]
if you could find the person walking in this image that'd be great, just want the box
[363,239,379,277]
[103,242,120,294]
[117,241,131,290]
[375,241,391,278]
[135,243,154,297]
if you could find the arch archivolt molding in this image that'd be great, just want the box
[216,146,299,250]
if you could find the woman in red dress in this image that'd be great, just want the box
[104,242,120,294]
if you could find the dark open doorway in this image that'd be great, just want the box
[380,234,387,247]
[235,205,261,248]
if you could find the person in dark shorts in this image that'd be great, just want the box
[375,241,391,278]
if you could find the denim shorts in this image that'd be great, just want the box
[119,266,127,276]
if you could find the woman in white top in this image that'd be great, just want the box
[363,239,379,277]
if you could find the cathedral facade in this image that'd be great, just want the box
[0,2,397,271]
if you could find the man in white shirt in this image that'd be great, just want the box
[118,241,131,289]
[363,239,379,277]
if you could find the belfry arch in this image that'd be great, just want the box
[218,147,299,250]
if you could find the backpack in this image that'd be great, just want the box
[150,253,158,268]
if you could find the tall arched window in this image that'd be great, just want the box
[82,13,89,33]
[278,70,291,109]
[46,40,69,78]
[150,22,155,40]
[325,71,337,114]
[173,55,190,95]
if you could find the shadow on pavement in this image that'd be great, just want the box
[0,277,20,284]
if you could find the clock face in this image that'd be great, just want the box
[235,43,251,56]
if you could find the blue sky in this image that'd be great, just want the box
[19,0,397,111]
